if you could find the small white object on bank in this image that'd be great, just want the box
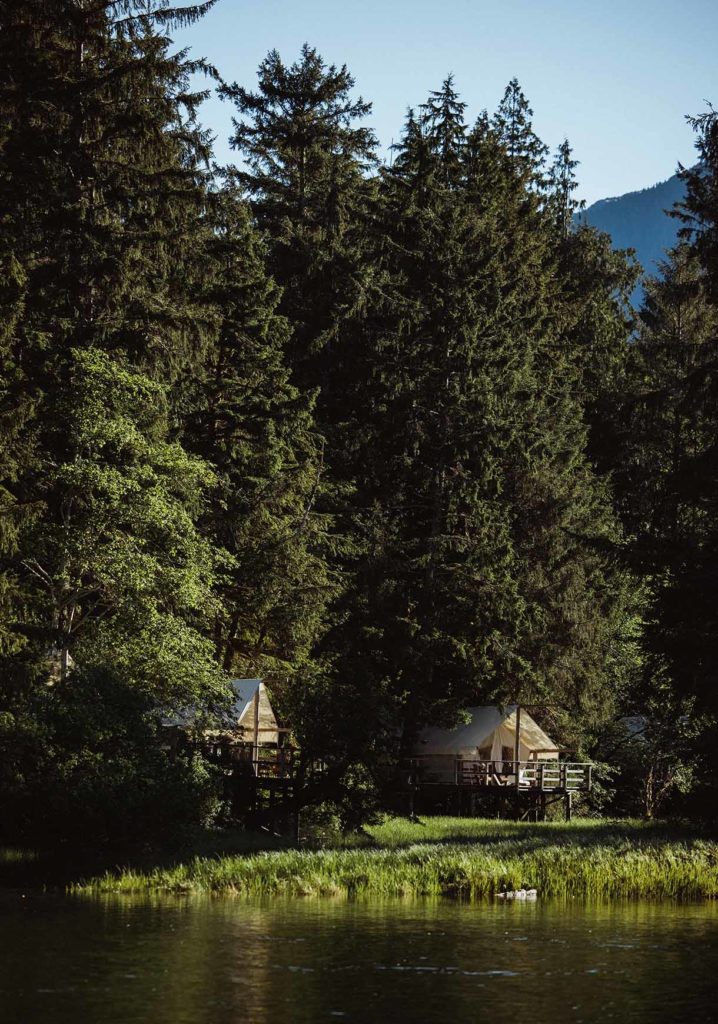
[497,888,538,900]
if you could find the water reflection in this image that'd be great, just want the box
[1,893,716,1023]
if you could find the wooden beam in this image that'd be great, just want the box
[514,704,521,820]
[564,791,573,822]
[252,687,260,774]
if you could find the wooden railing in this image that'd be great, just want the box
[204,742,295,779]
[457,759,591,791]
[405,757,592,792]
[254,748,295,779]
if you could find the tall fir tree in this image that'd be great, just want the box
[0,1,228,843]
[548,139,638,473]
[621,107,718,806]
[547,139,583,239]
[0,0,222,687]
[679,105,718,302]
[663,108,718,749]
[618,239,718,810]
[218,47,384,796]
[491,78,548,190]
[184,187,339,691]
[334,80,636,769]
[220,44,377,420]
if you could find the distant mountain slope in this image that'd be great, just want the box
[578,172,686,302]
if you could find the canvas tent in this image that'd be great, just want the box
[163,679,281,746]
[414,706,559,782]
[225,679,280,745]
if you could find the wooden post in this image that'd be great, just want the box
[564,790,572,822]
[408,759,419,822]
[514,704,522,820]
[252,686,260,777]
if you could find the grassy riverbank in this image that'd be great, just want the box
[72,817,718,900]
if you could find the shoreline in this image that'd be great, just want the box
[68,817,718,901]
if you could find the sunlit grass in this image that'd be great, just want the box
[72,817,718,900]
[0,847,39,864]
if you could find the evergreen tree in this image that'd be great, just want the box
[624,244,716,551]
[0,0,221,684]
[219,46,382,795]
[419,75,467,187]
[679,105,718,302]
[657,109,718,750]
[23,348,221,697]
[220,45,377,421]
[548,139,637,472]
[548,139,584,238]
[618,239,718,810]
[184,187,338,685]
[491,77,548,189]
[338,82,635,764]
[0,1,226,843]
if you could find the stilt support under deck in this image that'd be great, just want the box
[564,790,573,822]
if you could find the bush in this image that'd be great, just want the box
[0,666,221,849]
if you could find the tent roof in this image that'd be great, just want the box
[229,678,261,725]
[416,705,558,756]
[162,679,278,732]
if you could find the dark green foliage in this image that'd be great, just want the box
[0,0,218,385]
[4,8,707,841]
[597,694,700,819]
[0,666,221,848]
[220,44,377,408]
[621,238,718,809]
[669,113,718,779]
[491,78,548,189]
[217,45,381,797]
[184,188,338,682]
[616,100,718,812]
[623,244,717,552]
[326,78,638,774]
[0,0,223,696]
[548,139,584,238]
[0,1,228,845]
[679,105,718,302]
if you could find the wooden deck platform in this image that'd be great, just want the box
[418,757,593,792]
[401,757,593,821]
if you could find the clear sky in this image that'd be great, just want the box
[175,0,718,206]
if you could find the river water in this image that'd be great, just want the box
[1,892,716,1023]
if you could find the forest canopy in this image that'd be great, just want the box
[1,1,716,844]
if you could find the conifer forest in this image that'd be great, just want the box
[2,0,718,848]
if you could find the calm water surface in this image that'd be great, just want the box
[1,891,717,1023]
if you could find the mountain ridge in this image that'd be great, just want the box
[578,172,686,300]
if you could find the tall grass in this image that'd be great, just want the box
[72,818,718,900]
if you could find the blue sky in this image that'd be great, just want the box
[175,0,718,205]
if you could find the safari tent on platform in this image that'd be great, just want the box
[223,679,281,746]
[163,678,282,750]
[413,705,560,783]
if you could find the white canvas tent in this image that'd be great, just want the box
[226,679,280,745]
[163,679,281,746]
[414,706,559,781]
